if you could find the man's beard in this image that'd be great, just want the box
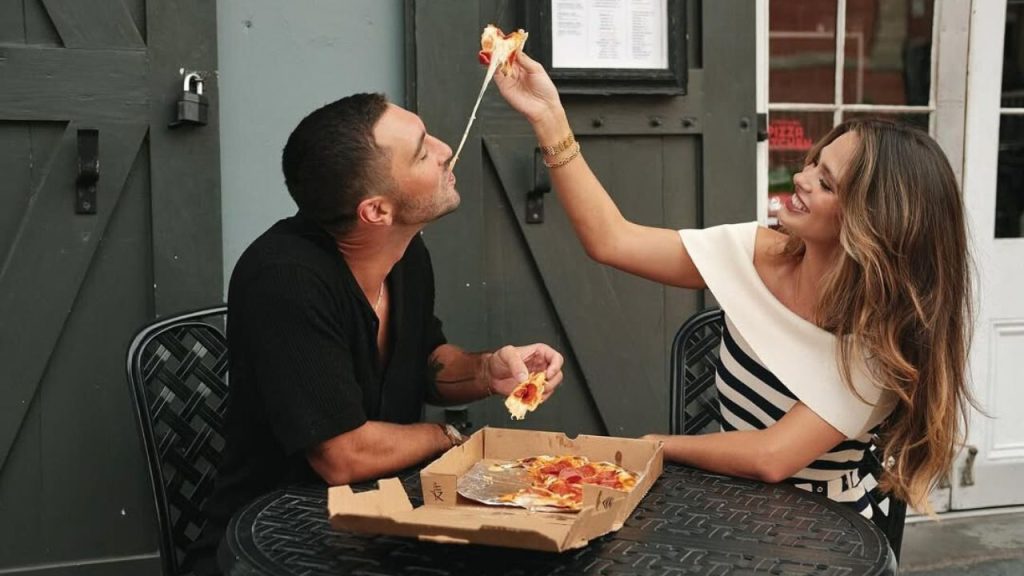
[393,187,460,225]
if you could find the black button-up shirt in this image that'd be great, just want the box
[196,214,446,572]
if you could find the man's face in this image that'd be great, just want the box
[373,104,459,225]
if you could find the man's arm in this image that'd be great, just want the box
[428,344,492,405]
[427,343,566,406]
[307,421,452,486]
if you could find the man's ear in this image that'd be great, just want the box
[356,196,395,226]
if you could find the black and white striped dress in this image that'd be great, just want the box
[717,314,875,516]
[679,222,896,517]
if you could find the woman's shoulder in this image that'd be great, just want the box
[754,226,789,253]
[753,226,790,270]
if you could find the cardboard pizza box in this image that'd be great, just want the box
[327,427,664,552]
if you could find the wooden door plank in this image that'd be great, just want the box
[414,0,490,345]
[0,46,148,123]
[25,0,62,46]
[0,392,44,563]
[0,1,23,43]
[701,0,757,225]
[38,145,159,557]
[483,135,663,436]
[41,0,145,49]
[0,123,34,262]
[479,157,606,435]
[0,121,146,471]
[147,0,223,314]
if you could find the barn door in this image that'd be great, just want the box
[0,0,220,572]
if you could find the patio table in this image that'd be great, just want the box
[218,463,896,576]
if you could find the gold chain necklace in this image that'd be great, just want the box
[373,282,384,314]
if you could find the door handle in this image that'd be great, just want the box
[526,147,550,224]
[76,129,99,214]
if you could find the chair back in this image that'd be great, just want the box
[125,306,229,576]
[669,307,906,560]
[669,308,725,435]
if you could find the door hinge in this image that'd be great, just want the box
[960,445,978,487]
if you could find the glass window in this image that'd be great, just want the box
[998,2,1024,238]
[844,111,930,131]
[767,112,834,225]
[844,0,934,106]
[769,0,837,103]
[766,0,937,227]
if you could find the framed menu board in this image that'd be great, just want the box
[522,0,687,95]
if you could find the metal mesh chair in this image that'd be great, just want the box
[126,306,229,576]
[669,307,907,560]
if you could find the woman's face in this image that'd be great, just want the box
[779,131,859,246]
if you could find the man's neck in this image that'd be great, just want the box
[335,226,421,301]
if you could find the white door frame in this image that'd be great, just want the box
[955,0,1024,510]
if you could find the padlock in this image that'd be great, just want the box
[170,72,208,127]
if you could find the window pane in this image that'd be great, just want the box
[998,3,1024,238]
[767,112,835,224]
[1004,1,1024,108]
[843,111,930,131]
[843,0,934,105]
[997,115,1024,238]
[769,0,837,104]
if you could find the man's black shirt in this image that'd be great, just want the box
[193,214,446,573]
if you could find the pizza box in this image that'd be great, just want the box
[327,427,664,552]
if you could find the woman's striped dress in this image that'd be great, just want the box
[716,314,875,517]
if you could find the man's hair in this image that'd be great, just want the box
[281,92,392,234]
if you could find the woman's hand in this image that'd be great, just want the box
[493,51,565,128]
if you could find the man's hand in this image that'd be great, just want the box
[487,343,564,400]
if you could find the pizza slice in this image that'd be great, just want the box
[494,455,640,511]
[450,24,529,170]
[504,371,547,420]
[478,24,529,77]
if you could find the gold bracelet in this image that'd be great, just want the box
[540,132,576,157]
[543,141,581,169]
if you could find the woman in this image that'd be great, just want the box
[494,53,973,515]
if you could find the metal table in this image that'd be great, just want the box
[219,464,896,576]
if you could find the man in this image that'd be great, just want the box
[192,93,563,574]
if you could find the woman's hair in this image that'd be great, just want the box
[783,118,975,512]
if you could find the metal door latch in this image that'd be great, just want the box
[76,129,99,214]
[526,147,551,224]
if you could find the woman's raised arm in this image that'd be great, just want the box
[494,52,705,290]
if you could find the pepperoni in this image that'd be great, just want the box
[515,383,538,403]
[558,468,583,484]
[478,50,491,65]
[548,480,575,495]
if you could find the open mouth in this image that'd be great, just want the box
[786,193,810,214]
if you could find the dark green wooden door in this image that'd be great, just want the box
[0,1,220,573]
[411,0,756,437]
